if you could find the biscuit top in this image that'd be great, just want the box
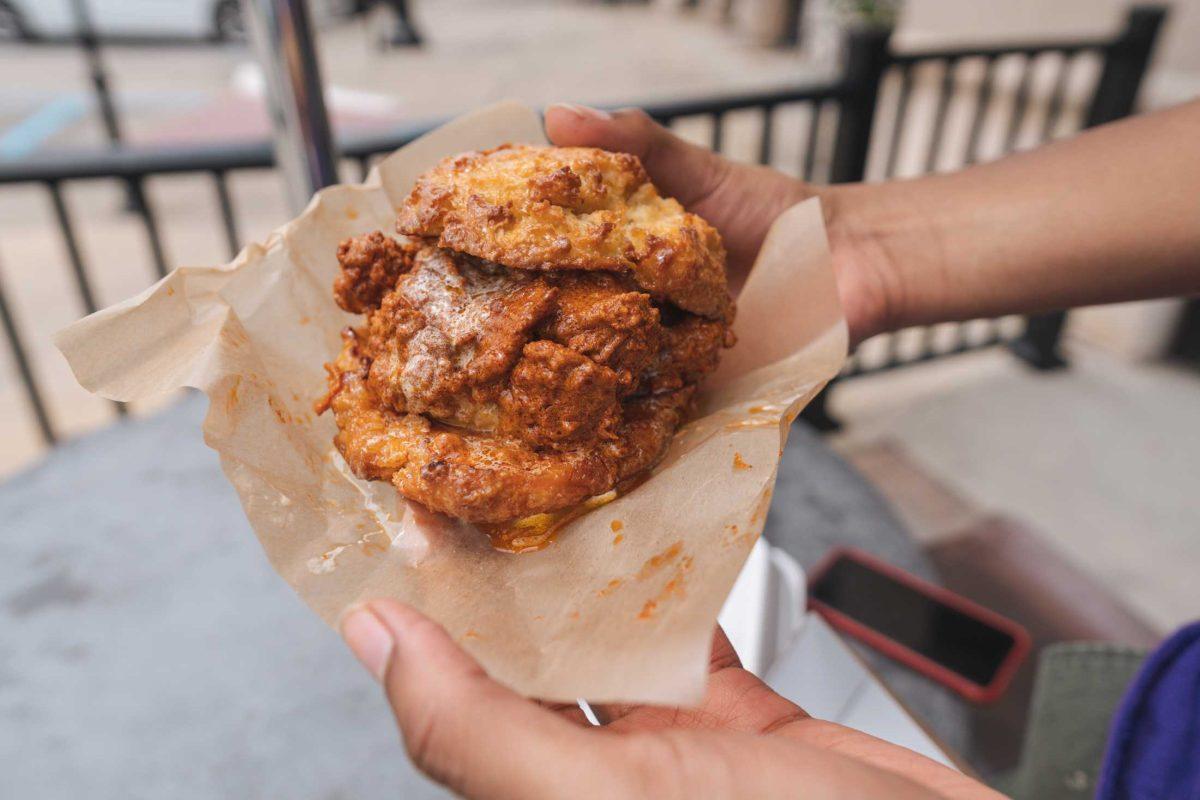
[396,144,731,320]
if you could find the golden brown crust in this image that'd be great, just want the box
[396,144,732,320]
[327,331,692,523]
[325,146,735,524]
[333,231,419,314]
[500,339,622,448]
[539,271,662,393]
[643,315,737,394]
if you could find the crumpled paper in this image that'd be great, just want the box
[56,102,846,705]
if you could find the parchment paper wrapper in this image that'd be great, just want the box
[56,103,846,705]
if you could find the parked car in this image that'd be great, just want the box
[0,0,355,43]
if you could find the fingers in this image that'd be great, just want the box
[536,698,594,726]
[582,625,742,726]
[545,103,812,282]
[590,625,807,736]
[545,104,732,209]
[707,624,745,672]
[340,600,611,800]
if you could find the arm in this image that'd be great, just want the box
[545,100,1200,344]
[824,99,1200,340]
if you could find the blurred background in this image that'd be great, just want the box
[2,1,1198,797]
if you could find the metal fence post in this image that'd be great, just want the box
[241,0,339,213]
[801,24,889,432]
[0,249,55,445]
[775,0,805,48]
[1009,312,1068,370]
[1084,5,1167,129]
[69,0,123,149]
[828,24,891,184]
[1009,4,1166,371]
[1168,299,1200,366]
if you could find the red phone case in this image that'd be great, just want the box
[807,547,1031,704]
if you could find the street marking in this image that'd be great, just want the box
[0,94,88,160]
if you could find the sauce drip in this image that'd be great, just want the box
[724,417,776,431]
[479,472,651,553]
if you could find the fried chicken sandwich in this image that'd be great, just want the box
[320,144,735,536]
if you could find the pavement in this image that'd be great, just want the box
[830,343,1200,635]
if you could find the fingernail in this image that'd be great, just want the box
[340,604,394,682]
[549,103,612,121]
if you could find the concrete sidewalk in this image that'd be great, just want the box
[830,343,1200,634]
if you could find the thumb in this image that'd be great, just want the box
[544,104,731,209]
[340,600,615,800]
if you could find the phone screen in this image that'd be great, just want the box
[811,556,1016,686]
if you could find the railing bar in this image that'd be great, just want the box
[758,105,774,166]
[212,170,240,260]
[802,101,822,182]
[128,177,168,279]
[965,55,999,165]
[47,181,100,315]
[890,42,1092,63]
[884,65,914,179]
[0,255,56,444]
[1003,54,1037,153]
[924,58,959,173]
[841,353,860,378]
[955,320,974,351]
[710,110,726,153]
[47,181,126,418]
[981,318,1004,347]
[920,324,938,356]
[1040,52,1074,142]
[839,325,1032,379]
[886,331,904,366]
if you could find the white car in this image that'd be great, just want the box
[0,0,354,43]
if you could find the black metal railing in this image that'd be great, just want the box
[0,6,1167,452]
[837,6,1165,382]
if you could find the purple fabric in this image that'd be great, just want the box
[1097,621,1200,800]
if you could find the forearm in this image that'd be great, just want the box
[825,100,1200,338]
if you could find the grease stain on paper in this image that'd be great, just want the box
[597,578,624,598]
[637,541,683,579]
[724,417,776,432]
[307,528,392,574]
[637,555,694,620]
[630,540,694,620]
[747,404,784,415]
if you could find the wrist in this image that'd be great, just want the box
[819,182,914,345]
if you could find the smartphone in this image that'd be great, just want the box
[807,547,1030,704]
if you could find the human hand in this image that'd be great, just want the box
[543,104,893,344]
[341,600,1004,800]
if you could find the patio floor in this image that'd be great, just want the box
[830,342,1200,634]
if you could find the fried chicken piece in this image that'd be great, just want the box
[540,272,661,393]
[643,315,736,394]
[334,232,418,313]
[324,144,736,526]
[396,144,732,320]
[500,340,621,447]
[362,246,558,429]
[327,334,692,523]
